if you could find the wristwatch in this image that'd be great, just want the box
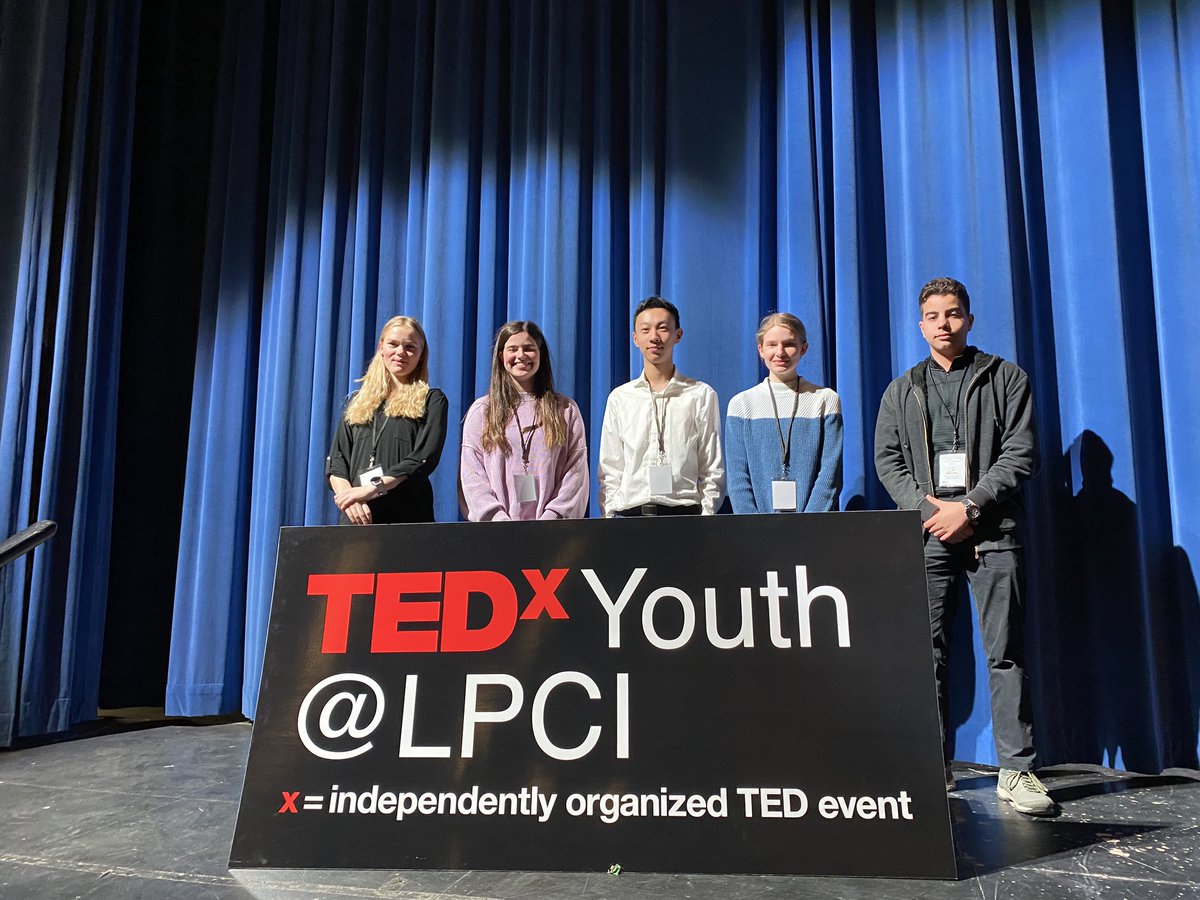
[961,498,981,522]
[371,475,385,498]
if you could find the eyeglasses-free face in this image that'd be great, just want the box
[757,324,808,382]
[632,307,681,366]
[379,325,424,382]
[918,294,974,364]
[502,331,541,391]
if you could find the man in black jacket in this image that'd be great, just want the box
[874,276,1056,816]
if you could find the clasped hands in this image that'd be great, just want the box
[334,483,378,525]
[922,495,973,543]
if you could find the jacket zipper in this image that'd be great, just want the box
[962,367,986,558]
[910,385,935,487]
[962,367,985,490]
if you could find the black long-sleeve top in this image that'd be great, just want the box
[326,388,449,523]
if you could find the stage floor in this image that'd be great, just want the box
[0,722,1196,898]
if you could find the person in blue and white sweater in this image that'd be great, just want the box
[725,313,842,514]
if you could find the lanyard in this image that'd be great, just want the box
[513,403,539,472]
[928,360,966,450]
[649,391,670,462]
[767,380,802,477]
[367,407,388,467]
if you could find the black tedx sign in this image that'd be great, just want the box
[230,512,956,878]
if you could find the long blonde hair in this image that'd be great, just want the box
[482,321,568,455]
[344,316,431,424]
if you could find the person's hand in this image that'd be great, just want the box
[345,501,373,525]
[922,495,974,543]
[334,483,376,510]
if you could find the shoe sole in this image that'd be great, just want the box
[997,786,1057,816]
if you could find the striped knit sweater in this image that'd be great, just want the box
[724,377,843,513]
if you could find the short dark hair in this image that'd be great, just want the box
[918,277,971,314]
[633,295,680,330]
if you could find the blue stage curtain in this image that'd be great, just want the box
[0,0,140,744]
[3,0,1198,771]
[163,1,270,718]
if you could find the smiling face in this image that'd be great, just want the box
[757,324,808,382]
[502,330,541,391]
[378,325,423,382]
[918,293,974,366]
[632,306,681,367]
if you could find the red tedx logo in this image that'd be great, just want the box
[307,569,570,654]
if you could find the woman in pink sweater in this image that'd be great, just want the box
[459,321,589,520]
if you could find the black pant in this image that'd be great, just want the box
[923,535,1036,771]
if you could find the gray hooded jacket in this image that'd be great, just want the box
[874,348,1037,550]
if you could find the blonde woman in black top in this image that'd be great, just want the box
[327,316,448,524]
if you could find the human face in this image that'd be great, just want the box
[502,331,541,391]
[918,294,973,365]
[757,324,808,382]
[632,307,681,368]
[379,325,423,382]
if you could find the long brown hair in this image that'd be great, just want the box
[344,316,430,424]
[482,321,568,454]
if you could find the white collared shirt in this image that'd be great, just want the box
[598,370,725,515]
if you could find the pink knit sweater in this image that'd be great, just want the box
[458,393,589,520]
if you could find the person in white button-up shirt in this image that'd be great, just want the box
[598,297,725,516]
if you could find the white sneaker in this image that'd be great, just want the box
[997,769,1057,816]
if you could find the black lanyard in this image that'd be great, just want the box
[367,408,388,468]
[650,391,669,462]
[928,361,967,451]
[513,403,538,471]
[767,380,802,477]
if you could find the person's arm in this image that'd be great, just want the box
[696,386,725,515]
[724,401,757,514]
[459,400,510,522]
[597,394,623,517]
[965,366,1038,510]
[327,411,354,486]
[327,407,373,523]
[804,397,843,513]
[873,380,936,519]
[330,473,374,524]
[541,399,589,520]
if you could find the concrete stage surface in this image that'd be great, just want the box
[0,721,1196,898]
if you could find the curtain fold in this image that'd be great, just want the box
[3,0,1198,771]
[0,0,139,742]
[165,1,270,717]
[0,0,68,748]
[1133,0,1200,768]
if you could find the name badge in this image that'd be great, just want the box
[647,463,674,496]
[936,452,967,489]
[515,473,537,503]
[357,466,384,488]
[771,480,798,512]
